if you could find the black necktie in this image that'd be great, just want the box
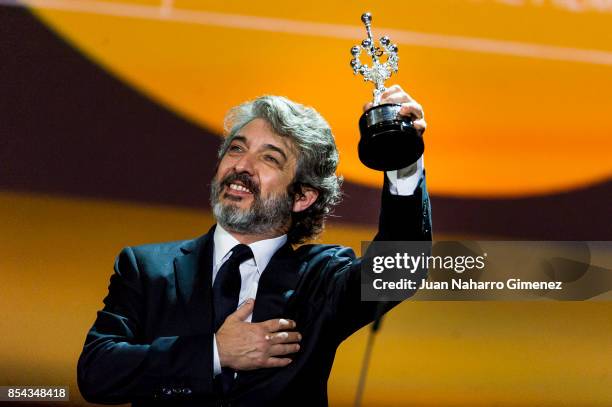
[213,244,254,393]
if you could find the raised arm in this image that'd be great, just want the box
[328,85,432,342]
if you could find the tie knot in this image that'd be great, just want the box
[228,244,254,264]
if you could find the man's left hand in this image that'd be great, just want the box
[363,84,427,136]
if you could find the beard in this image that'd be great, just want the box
[210,172,294,236]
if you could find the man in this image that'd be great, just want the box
[77,84,432,406]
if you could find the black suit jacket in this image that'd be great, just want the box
[77,176,432,406]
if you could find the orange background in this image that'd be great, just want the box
[1,1,611,406]
[30,0,612,196]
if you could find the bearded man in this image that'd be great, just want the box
[77,85,431,406]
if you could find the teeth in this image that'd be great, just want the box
[229,183,251,193]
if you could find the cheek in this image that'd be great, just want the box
[215,158,234,181]
[257,172,280,194]
[263,174,294,197]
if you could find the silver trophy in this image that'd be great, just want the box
[351,12,423,171]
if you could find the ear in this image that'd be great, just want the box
[292,186,319,213]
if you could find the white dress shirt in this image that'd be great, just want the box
[387,156,424,195]
[212,162,423,375]
[212,225,287,376]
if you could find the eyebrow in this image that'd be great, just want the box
[230,135,247,145]
[232,134,289,162]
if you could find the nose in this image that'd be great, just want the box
[233,151,255,174]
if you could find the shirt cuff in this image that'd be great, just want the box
[213,334,222,376]
[386,156,424,196]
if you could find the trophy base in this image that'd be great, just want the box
[358,103,424,171]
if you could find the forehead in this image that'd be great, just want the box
[234,118,296,156]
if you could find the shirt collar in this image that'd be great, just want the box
[213,224,288,273]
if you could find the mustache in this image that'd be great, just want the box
[220,172,260,195]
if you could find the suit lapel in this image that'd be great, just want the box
[174,227,215,334]
[233,241,303,396]
[251,241,302,323]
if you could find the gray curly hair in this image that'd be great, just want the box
[218,95,343,244]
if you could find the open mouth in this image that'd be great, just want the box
[227,183,252,194]
[218,172,259,200]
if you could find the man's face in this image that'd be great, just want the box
[211,118,298,235]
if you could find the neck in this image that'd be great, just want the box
[222,225,289,245]
[227,232,279,245]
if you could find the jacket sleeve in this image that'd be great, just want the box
[328,173,432,342]
[77,247,215,404]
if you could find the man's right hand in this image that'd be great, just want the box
[216,299,302,371]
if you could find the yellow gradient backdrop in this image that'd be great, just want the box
[3,2,612,406]
[29,0,612,197]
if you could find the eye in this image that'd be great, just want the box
[228,144,243,153]
[264,155,280,165]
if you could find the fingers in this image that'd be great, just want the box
[258,342,302,369]
[228,298,255,321]
[399,102,424,120]
[382,92,412,105]
[380,84,414,104]
[262,357,293,368]
[412,118,427,133]
[262,318,296,332]
[219,310,302,371]
[269,343,301,357]
[365,85,423,120]
[265,331,302,344]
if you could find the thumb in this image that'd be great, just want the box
[230,298,255,321]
